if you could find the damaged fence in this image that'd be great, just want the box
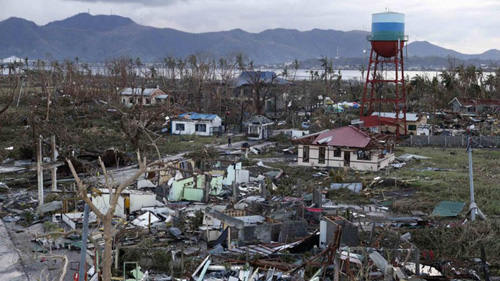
[401,135,500,148]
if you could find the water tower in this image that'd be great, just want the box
[359,11,408,137]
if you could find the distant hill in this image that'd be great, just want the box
[0,13,499,64]
[406,41,500,61]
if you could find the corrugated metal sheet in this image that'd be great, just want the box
[229,244,276,256]
[372,112,419,122]
[432,201,465,217]
[179,112,219,121]
[312,126,371,148]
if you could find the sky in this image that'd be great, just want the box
[1,0,499,54]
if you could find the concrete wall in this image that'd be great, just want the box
[222,163,250,186]
[121,96,162,107]
[129,193,162,213]
[247,124,272,140]
[92,194,125,218]
[349,151,394,171]
[319,218,359,249]
[297,145,394,171]
[171,117,222,136]
[168,176,205,201]
[92,192,162,218]
[240,223,281,244]
[279,220,308,243]
[297,145,344,168]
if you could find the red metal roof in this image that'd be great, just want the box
[360,116,398,127]
[455,98,500,106]
[312,126,372,148]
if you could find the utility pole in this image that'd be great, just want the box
[37,136,43,206]
[78,204,90,281]
[51,135,57,191]
[467,134,486,221]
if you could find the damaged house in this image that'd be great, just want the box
[295,126,395,171]
[243,115,274,140]
[119,86,169,107]
[448,97,500,115]
[171,112,223,136]
[352,112,429,135]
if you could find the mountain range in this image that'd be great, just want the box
[1,13,499,64]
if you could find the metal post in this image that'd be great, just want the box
[468,135,476,221]
[37,137,44,206]
[78,204,90,281]
[51,135,57,191]
[414,248,420,275]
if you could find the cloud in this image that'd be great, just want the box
[62,0,181,6]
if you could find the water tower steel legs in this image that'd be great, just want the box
[360,41,407,138]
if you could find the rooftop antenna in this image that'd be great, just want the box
[467,130,486,221]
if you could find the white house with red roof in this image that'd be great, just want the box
[294,126,395,171]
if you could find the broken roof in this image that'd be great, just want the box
[119,87,165,96]
[243,115,274,126]
[178,112,219,121]
[312,126,373,148]
[371,112,420,122]
[449,97,500,107]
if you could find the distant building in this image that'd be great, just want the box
[171,112,223,136]
[448,97,500,115]
[243,115,274,140]
[119,87,169,107]
[352,112,428,135]
[295,126,394,171]
[234,71,292,113]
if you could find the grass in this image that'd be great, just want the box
[388,147,500,215]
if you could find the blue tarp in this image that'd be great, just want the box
[179,112,219,120]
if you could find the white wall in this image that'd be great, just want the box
[171,117,222,137]
[222,163,250,185]
[92,194,125,218]
[91,192,162,218]
[297,145,394,171]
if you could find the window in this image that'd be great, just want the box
[249,126,259,134]
[129,97,134,104]
[334,148,341,157]
[195,124,206,132]
[357,150,371,160]
[302,146,310,162]
[319,147,326,164]
[408,125,417,131]
[145,98,151,105]
[175,123,185,131]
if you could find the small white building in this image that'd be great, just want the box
[171,112,223,136]
[243,115,274,140]
[119,87,169,107]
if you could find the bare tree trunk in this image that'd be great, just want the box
[102,214,114,281]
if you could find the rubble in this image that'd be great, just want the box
[0,141,497,281]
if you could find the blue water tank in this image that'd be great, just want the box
[371,11,405,41]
